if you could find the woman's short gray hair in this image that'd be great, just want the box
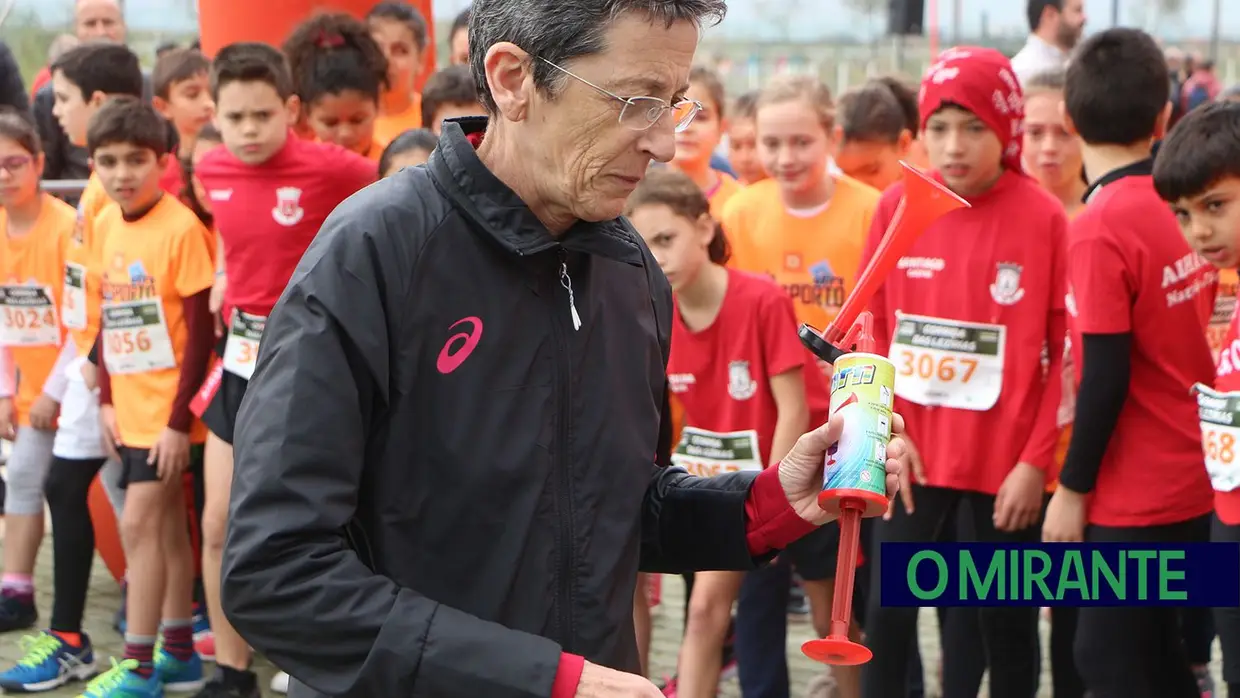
[468,0,727,113]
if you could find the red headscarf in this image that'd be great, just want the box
[918,47,1025,173]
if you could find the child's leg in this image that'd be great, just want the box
[117,448,169,679]
[675,570,744,698]
[633,573,651,677]
[45,456,107,638]
[0,426,56,630]
[201,432,253,674]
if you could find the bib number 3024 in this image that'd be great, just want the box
[889,312,1006,411]
[223,309,266,380]
[1194,383,1240,492]
[101,299,177,375]
[0,284,59,346]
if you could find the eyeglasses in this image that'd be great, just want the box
[536,57,701,133]
[0,155,31,175]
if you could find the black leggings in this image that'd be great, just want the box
[861,485,1041,698]
[43,457,107,634]
[1075,515,1210,698]
[1212,514,1240,696]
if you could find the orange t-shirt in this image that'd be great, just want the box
[65,174,114,358]
[722,175,880,334]
[0,195,74,425]
[373,96,423,148]
[97,196,215,448]
[708,174,743,220]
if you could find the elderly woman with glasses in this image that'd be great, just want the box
[220,2,908,697]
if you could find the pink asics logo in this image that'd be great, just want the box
[436,317,483,374]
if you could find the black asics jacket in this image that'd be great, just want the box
[222,118,772,698]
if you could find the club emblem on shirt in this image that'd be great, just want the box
[272,186,305,227]
[989,262,1025,306]
[727,360,757,401]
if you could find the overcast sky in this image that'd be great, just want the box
[9,0,1236,41]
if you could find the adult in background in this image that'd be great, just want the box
[1011,0,1086,85]
[32,0,151,182]
[220,1,907,697]
[448,6,470,65]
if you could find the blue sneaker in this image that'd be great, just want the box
[154,649,203,693]
[0,632,97,692]
[190,605,209,641]
[77,659,162,698]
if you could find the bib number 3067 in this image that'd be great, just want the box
[889,312,1006,411]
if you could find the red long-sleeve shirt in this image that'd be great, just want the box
[864,170,1067,494]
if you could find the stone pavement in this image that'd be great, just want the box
[0,530,1224,697]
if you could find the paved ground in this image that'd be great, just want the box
[0,529,1225,697]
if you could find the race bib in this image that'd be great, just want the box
[890,312,1005,411]
[62,263,86,330]
[671,427,763,476]
[1194,384,1240,492]
[101,299,176,375]
[0,285,59,346]
[223,309,266,380]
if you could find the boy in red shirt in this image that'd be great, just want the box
[1043,28,1216,698]
[152,48,214,198]
[1152,101,1240,698]
[860,47,1067,698]
[191,42,375,697]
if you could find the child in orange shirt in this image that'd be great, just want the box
[725,91,766,185]
[722,75,880,342]
[420,65,485,135]
[88,97,216,698]
[721,74,879,698]
[284,13,390,160]
[367,1,430,144]
[670,66,742,217]
[0,111,79,660]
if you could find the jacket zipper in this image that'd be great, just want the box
[553,247,576,651]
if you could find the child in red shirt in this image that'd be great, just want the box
[1045,28,1215,698]
[192,42,376,697]
[860,47,1067,698]
[834,77,918,193]
[284,14,390,160]
[626,169,831,698]
[1153,101,1240,698]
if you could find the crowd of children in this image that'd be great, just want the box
[0,2,1236,698]
[0,4,487,697]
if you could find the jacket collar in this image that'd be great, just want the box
[1083,158,1153,204]
[429,117,645,266]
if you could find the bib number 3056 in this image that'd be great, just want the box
[889,312,1006,411]
[101,299,176,375]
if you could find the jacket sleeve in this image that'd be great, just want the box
[222,191,563,698]
[0,42,27,113]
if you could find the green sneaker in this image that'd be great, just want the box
[77,659,163,698]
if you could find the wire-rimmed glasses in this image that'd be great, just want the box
[537,56,701,133]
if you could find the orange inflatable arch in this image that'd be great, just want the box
[89,0,439,583]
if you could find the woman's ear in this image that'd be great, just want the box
[484,42,534,122]
[897,129,913,153]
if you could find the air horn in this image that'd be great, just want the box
[798,162,969,666]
